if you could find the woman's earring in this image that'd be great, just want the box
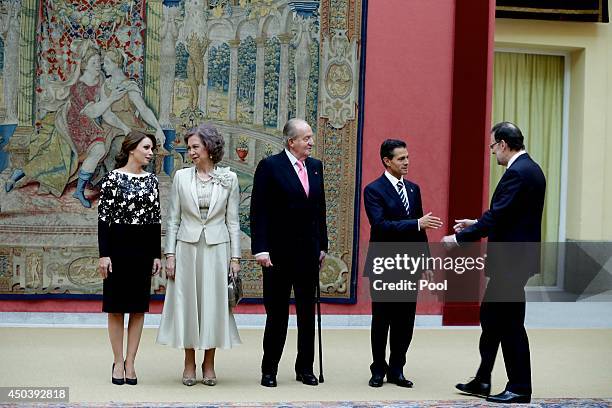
[209,155,213,159]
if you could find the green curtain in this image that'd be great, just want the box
[492,52,564,286]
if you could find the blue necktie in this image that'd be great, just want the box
[396,180,410,215]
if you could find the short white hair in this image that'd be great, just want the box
[282,118,309,148]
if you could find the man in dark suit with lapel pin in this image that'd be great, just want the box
[444,122,546,404]
[250,118,328,387]
[364,139,443,388]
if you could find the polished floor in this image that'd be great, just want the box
[0,327,610,404]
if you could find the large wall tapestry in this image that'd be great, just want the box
[0,0,362,303]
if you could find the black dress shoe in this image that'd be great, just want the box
[386,373,413,388]
[261,374,277,387]
[111,363,124,385]
[455,378,491,397]
[486,390,531,403]
[296,373,319,386]
[368,374,384,387]
[124,360,137,385]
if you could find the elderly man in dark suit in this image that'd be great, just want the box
[364,139,443,388]
[250,118,328,387]
[443,122,546,404]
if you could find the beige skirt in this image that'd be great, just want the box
[157,232,242,349]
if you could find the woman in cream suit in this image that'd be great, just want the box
[157,123,241,386]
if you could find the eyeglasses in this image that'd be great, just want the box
[489,141,500,149]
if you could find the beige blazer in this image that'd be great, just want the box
[165,166,241,258]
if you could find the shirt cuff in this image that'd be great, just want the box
[254,252,269,258]
[417,219,420,231]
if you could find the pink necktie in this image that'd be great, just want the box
[296,160,309,197]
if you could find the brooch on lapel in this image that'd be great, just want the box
[410,188,414,193]
[210,167,232,188]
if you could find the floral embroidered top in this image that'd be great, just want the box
[197,177,213,218]
[98,170,161,225]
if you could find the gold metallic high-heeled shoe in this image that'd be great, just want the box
[182,366,197,386]
[202,364,217,386]
[182,377,197,386]
[202,376,217,386]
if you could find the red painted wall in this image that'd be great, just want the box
[355,0,456,314]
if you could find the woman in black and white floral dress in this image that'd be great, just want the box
[98,131,161,385]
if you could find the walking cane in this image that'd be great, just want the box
[316,268,324,383]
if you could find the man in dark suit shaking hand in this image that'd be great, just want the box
[250,118,328,387]
[364,139,443,388]
[443,122,546,404]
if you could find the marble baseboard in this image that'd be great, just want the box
[1,303,611,328]
[0,312,441,328]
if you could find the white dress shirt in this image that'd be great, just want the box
[285,148,308,176]
[384,170,420,230]
[507,150,526,169]
[384,171,409,210]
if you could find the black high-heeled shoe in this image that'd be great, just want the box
[124,360,137,385]
[111,363,125,385]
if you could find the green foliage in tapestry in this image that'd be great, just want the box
[288,43,296,120]
[307,40,320,132]
[175,43,189,80]
[236,170,253,236]
[263,37,280,128]
[208,43,230,92]
[0,38,4,72]
[237,36,256,124]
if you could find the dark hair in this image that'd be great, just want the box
[114,130,157,169]
[184,123,225,164]
[380,139,407,166]
[491,121,525,151]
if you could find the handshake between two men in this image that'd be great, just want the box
[364,123,543,403]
